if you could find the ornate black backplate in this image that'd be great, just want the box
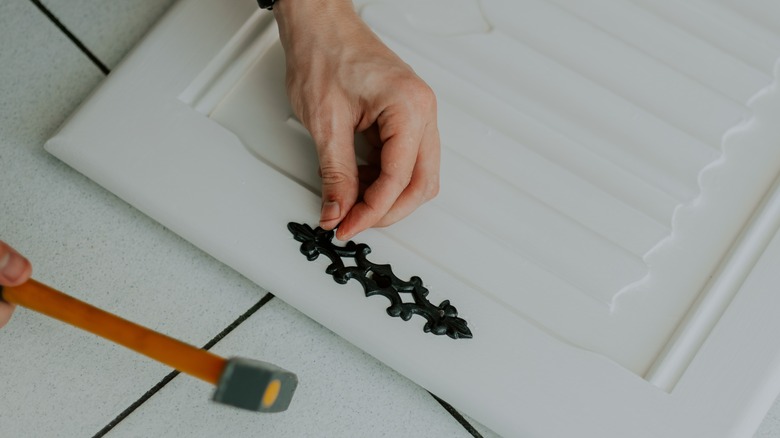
[287,222,472,339]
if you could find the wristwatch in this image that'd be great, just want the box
[257,0,277,9]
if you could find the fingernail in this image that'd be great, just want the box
[320,201,341,224]
[0,251,29,284]
[337,230,354,241]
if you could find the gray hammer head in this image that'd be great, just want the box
[212,357,298,412]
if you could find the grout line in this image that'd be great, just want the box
[92,369,181,438]
[429,392,484,438]
[28,0,111,75]
[92,292,276,438]
[202,292,275,350]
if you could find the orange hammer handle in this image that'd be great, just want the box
[2,279,226,385]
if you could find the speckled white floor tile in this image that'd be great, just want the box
[0,2,263,436]
[107,298,472,438]
[40,0,176,69]
[757,397,780,438]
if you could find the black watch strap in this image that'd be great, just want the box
[257,0,277,10]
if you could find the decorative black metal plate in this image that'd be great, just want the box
[287,222,472,339]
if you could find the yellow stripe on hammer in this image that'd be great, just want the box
[262,379,282,409]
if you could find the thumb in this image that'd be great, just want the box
[0,241,32,286]
[310,121,359,231]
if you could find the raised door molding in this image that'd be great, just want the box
[46,0,780,436]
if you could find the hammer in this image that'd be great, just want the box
[0,278,297,412]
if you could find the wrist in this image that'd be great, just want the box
[273,0,361,49]
[272,0,355,15]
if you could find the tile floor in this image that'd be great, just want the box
[0,1,777,437]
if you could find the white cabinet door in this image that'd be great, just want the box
[46,0,780,436]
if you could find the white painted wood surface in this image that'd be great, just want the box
[44,0,780,436]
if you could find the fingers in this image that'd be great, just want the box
[309,113,360,231]
[337,106,436,240]
[374,122,440,227]
[337,109,420,239]
[0,241,32,286]
[0,241,30,329]
[0,302,15,329]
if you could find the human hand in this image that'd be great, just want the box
[0,241,32,328]
[274,0,440,241]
